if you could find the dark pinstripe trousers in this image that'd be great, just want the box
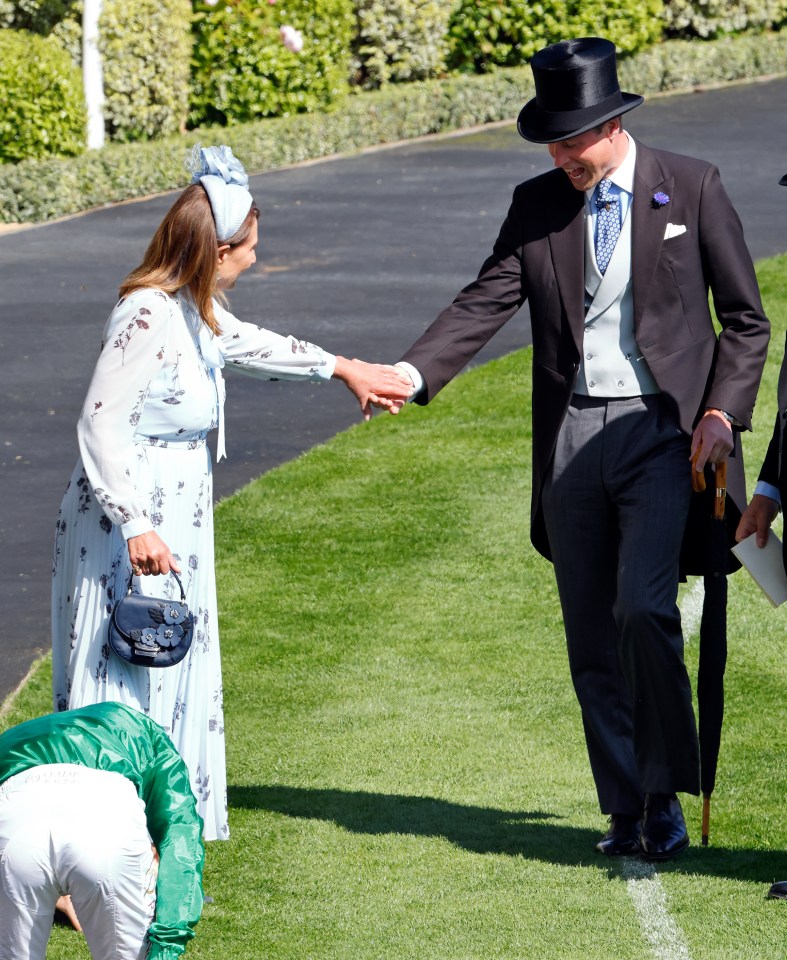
[542,394,700,816]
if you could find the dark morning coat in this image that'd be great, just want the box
[400,141,770,569]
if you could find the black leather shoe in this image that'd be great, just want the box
[596,814,643,856]
[640,793,689,861]
[767,881,787,899]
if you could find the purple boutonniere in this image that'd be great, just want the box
[651,191,670,209]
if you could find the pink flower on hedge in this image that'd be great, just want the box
[279,25,304,53]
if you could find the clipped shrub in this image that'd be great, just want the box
[1,30,785,223]
[0,0,82,68]
[189,0,354,127]
[9,0,190,143]
[447,0,664,73]
[619,31,787,88]
[98,0,192,141]
[0,0,78,33]
[50,10,81,63]
[662,0,785,38]
[351,0,453,88]
[0,29,85,163]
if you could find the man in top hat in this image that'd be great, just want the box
[734,170,787,899]
[386,37,770,859]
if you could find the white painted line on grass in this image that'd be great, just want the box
[622,858,692,960]
[679,578,705,643]
[613,543,702,958]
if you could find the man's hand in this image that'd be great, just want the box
[128,531,180,577]
[333,357,413,421]
[690,409,734,474]
[735,493,779,547]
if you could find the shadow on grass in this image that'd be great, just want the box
[230,784,787,884]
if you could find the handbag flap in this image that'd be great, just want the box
[113,594,191,644]
[108,569,194,667]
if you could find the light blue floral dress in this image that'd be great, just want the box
[52,289,335,840]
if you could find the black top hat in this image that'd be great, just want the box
[780,174,787,186]
[518,37,643,144]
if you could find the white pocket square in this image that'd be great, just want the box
[664,223,687,239]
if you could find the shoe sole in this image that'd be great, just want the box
[596,844,641,856]
[640,837,689,862]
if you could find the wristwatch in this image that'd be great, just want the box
[708,408,741,427]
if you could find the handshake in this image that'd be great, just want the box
[332,356,417,421]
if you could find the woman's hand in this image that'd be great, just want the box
[128,531,181,577]
[332,357,413,421]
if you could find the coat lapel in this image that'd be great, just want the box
[548,183,585,349]
[631,144,673,333]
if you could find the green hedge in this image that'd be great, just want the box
[351,0,453,88]
[189,0,354,127]
[447,0,664,72]
[0,29,85,165]
[0,0,77,31]
[617,31,787,88]
[662,0,785,38]
[1,31,785,224]
[100,0,192,141]
[3,0,192,145]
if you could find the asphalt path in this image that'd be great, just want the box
[2,77,786,705]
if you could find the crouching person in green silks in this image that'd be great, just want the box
[0,701,204,960]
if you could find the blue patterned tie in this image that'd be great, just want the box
[594,178,620,275]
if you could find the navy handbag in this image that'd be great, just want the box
[109,569,194,668]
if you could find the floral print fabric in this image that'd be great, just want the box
[52,289,334,840]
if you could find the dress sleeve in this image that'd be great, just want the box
[215,302,337,382]
[77,290,172,539]
[143,723,205,960]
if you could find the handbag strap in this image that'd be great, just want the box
[125,568,186,601]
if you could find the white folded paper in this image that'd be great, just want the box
[731,531,787,607]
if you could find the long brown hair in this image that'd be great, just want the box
[119,184,259,335]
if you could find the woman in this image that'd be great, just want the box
[52,145,409,840]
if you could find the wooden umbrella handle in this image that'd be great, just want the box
[714,461,727,520]
[691,446,706,493]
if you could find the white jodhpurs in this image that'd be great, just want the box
[0,763,158,960]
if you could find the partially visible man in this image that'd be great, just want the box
[0,702,204,959]
[734,170,787,901]
[390,38,770,860]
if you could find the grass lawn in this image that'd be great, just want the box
[3,253,787,959]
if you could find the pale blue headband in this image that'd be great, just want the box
[187,145,254,243]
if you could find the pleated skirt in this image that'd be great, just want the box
[52,440,229,840]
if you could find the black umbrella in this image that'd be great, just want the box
[692,459,729,845]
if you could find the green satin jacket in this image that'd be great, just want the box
[0,702,204,959]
